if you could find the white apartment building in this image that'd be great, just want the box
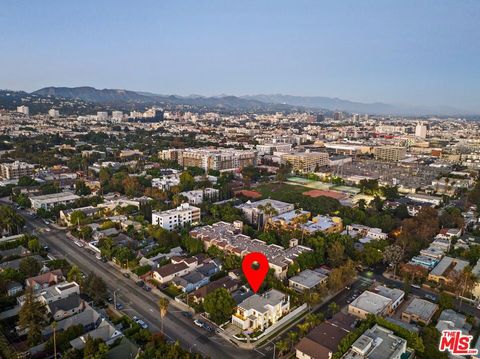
[180,188,219,205]
[30,192,81,211]
[96,111,108,120]
[48,109,60,118]
[415,122,427,139]
[16,105,29,115]
[111,111,124,122]
[151,203,201,230]
[0,161,35,180]
[232,289,290,331]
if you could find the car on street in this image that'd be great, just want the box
[143,286,151,292]
[123,273,130,278]
[202,323,214,332]
[182,311,192,319]
[116,303,124,310]
[425,294,437,302]
[194,319,204,328]
[136,280,144,287]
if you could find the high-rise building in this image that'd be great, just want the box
[415,122,427,139]
[16,105,29,116]
[352,114,360,122]
[333,112,343,121]
[48,109,60,118]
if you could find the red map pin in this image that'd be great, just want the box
[242,252,269,293]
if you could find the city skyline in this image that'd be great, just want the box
[1,0,480,112]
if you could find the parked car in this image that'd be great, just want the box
[202,324,214,332]
[136,280,144,287]
[194,319,204,328]
[143,286,151,292]
[123,273,130,278]
[116,303,124,310]
[425,294,437,302]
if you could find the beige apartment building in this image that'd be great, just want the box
[0,161,35,180]
[281,151,329,172]
[373,146,407,162]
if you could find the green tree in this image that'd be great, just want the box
[67,265,84,286]
[383,244,404,278]
[327,241,345,267]
[27,238,41,253]
[75,180,91,196]
[438,292,454,310]
[203,288,236,325]
[83,273,108,304]
[179,172,195,192]
[19,257,41,277]
[18,287,46,345]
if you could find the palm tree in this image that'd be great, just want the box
[276,339,289,358]
[287,331,298,350]
[297,322,310,337]
[51,321,57,359]
[158,297,170,334]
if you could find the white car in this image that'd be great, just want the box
[137,319,148,329]
[194,319,204,328]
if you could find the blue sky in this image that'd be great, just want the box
[1,0,479,111]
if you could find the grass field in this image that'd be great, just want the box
[255,182,341,215]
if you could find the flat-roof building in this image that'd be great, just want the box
[30,192,81,211]
[152,203,201,231]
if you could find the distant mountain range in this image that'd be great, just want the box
[32,86,295,112]
[242,94,470,116]
[0,86,471,116]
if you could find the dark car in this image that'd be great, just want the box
[116,303,124,310]
[123,273,130,278]
[202,324,214,332]
[143,286,151,292]
[101,257,108,263]
[182,311,192,319]
[136,280,145,287]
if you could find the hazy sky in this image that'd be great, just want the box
[1,0,479,111]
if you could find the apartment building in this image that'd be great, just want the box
[427,256,469,284]
[374,146,407,162]
[177,148,256,171]
[180,188,219,205]
[0,161,35,179]
[280,151,329,172]
[401,298,438,325]
[348,286,404,319]
[190,221,312,279]
[30,192,81,211]
[16,105,29,115]
[343,325,407,359]
[237,199,295,228]
[151,203,201,230]
[231,289,290,331]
